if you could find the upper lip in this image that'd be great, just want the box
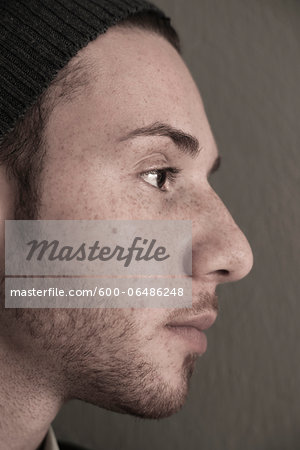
[166,312,217,331]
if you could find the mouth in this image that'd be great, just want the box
[165,312,217,355]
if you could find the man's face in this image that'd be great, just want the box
[3,27,253,418]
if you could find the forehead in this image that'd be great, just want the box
[46,27,216,156]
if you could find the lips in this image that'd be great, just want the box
[165,311,217,332]
[165,311,217,354]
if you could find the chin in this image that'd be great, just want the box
[119,353,197,419]
[78,353,198,420]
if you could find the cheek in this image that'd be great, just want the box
[155,184,210,220]
[38,149,126,219]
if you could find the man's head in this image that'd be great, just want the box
[0,1,253,421]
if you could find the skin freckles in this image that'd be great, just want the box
[35,25,253,404]
[0,26,253,450]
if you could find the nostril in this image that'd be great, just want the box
[217,269,230,276]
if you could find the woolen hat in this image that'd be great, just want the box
[0,0,167,140]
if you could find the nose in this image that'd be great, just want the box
[191,187,254,285]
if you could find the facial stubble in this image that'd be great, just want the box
[0,169,218,419]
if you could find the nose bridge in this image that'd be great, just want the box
[191,185,254,282]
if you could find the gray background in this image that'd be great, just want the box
[53,0,300,449]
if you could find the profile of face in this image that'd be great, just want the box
[0,26,253,420]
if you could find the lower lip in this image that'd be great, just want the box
[166,326,207,354]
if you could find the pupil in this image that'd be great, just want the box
[157,170,167,189]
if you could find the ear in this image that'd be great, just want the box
[0,165,16,276]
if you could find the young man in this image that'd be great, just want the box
[0,1,253,449]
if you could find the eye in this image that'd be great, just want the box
[140,167,181,191]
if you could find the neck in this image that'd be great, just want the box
[0,335,63,450]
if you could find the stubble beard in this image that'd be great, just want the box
[0,184,215,420]
[55,308,198,419]
[0,292,198,419]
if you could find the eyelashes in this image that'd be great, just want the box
[140,167,182,191]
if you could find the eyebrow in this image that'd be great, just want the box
[119,121,201,158]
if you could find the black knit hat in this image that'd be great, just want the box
[0,0,167,140]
